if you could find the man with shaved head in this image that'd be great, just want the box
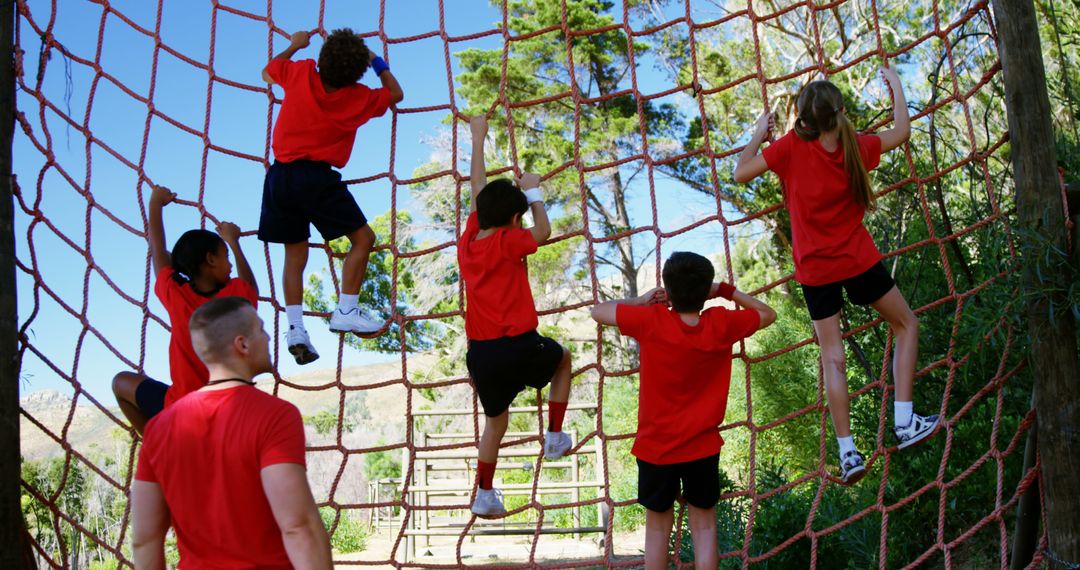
[130,297,331,569]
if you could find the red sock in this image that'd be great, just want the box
[477,460,496,490]
[548,400,568,433]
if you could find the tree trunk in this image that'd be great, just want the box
[992,1,1080,567]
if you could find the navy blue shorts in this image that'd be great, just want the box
[800,261,896,321]
[637,453,720,512]
[134,377,168,420]
[258,160,368,244]
[466,331,565,417]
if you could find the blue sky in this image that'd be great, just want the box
[13,0,759,400]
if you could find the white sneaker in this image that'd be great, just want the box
[470,488,506,519]
[894,412,941,450]
[286,326,319,365]
[839,450,867,485]
[543,430,573,460]
[329,306,384,336]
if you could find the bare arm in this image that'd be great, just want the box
[378,69,404,103]
[876,67,910,153]
[131,481,170,570]
[518,173,551,243]
[262,463,332,569]
[590,287,668,326]
[217,222,258,294]
[263,31,313,84]
[147,184,175,276]
[710,282,776,328]
[469,116,488,208]
[733,112,775,183]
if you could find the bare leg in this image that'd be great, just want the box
[688,505,718,570]
[644,507,675,570]
[112,372,149,435]
[282,241,310,307]
[548,348,572,404]
[812,313,851,438]
[341,225,376,297]
[478,410,509,464]
[870,286,919,402]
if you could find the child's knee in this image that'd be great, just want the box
[821,348,845,372]
[350,225,376,249]
[112,372,139,398]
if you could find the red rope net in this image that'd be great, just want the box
[12,0,1046,568]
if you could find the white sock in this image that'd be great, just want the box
[285,305,305,330]
[895,400,914,428]
[837,436,856,458]
[338,293,359,312]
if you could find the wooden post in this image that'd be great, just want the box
[0,0,28,566]
[1010,407,1040,570]
[991,1,1080,567]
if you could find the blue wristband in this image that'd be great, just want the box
[370,56,389,76]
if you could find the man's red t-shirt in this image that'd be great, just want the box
[135,386,306,569]
[762,131,884,286]
[267,58,393,168]
[457,211,539,340]
[617,303,760,464]
[154,267,258,407]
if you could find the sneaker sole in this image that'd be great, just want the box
[840,465,867,486]
[544,447,572,461]
[288,344,319,365]
[897,417,943,451]
[329,326,383,337]
[471,509,507,520]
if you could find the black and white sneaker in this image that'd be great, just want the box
[894,413,941,450]
[839,450,867,485]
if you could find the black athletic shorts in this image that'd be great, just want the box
[637,453,720,512]
[258,160,368,244]
[135,377,169,420]
[800,261,896,321]
[466,331,565,417]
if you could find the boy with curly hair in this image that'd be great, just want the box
[591,252,776,569]
[259,28,404,364]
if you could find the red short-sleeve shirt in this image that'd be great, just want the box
[616,303,760,464]
[267,58,393,168]
[457,211,539,340]
[154,267,258,407]
[762,131,884,286]
[135,386,306,569]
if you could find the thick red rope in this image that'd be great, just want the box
[12,0,1042,568]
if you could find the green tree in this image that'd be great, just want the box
[304,210,437,354]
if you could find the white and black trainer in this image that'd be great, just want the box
[894,413,941,450]
[839,450,867,485]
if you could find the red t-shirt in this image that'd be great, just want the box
[135,386,306,569]
[154,267,258,407]
[267,58,393,168]
[457,211,539,340]
[762,131,884,286]
[617,303,760,464]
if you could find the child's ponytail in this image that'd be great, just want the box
[837,112,875,211]
[796,80,876,211]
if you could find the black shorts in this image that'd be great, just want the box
[135,377,169,420]
[258,160,368,244]
[466,331,565,417]
[637,453,720,512]
[800,261,896,321]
